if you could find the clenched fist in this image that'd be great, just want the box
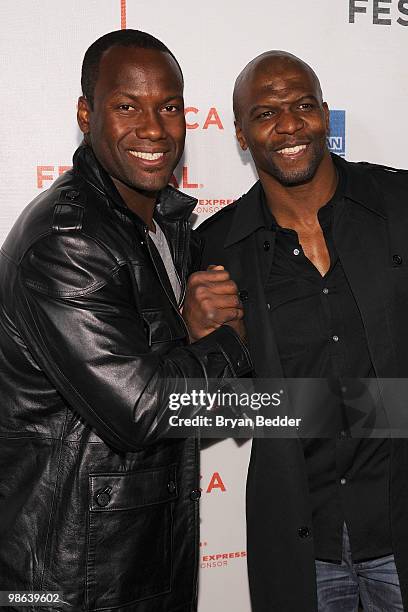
[182,266,246,342]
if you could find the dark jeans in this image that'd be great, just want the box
[315,525,403,611]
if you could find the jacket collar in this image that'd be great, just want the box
[224,182,266,247]
[224,153,386,248]
[333,154,386,219]
[73,143,197,224]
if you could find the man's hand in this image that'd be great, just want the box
[182,266,246,342]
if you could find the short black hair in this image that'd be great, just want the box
[81,29,183,109]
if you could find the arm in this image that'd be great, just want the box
[16,233,251,452]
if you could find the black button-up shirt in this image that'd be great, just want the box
[262,168,391,562]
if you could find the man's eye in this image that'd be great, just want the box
[118,104,134,111]
[257,110,275,119]
[299,103,314,110]
[162,104,180,112]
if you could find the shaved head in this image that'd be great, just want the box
[233,51,322,122]
[232,50,330,187]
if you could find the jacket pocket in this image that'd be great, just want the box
[86,464,177,610]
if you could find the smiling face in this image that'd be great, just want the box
[234,55,330,187]
[77,46,185,197]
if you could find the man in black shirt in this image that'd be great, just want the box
[198,51,408,611]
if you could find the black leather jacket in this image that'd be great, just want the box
[0,145,250,611]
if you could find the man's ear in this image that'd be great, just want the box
[77,96,91,135]
[235,121,248,151]
[323,102,330,135]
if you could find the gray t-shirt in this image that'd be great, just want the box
[149,222,181,304]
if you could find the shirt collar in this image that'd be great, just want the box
[224,153,386,248]
[261,164,346,232]
[224,182,270,247]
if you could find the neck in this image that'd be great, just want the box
[111,178,157,231]
[259,153,338,229]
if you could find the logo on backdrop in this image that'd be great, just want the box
[37,166,71,189]
[201,471,227,494]
[349,0,408,25]
[328,110,346,157]
[200,550,247,570]
[185,107,224,130]
[194,199,235,215]
[37,165,203,190]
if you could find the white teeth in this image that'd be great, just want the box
[278,145,307,155]
[129,151,164,160]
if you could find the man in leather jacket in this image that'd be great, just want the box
[0,30,250,612]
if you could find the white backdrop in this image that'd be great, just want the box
[1,1,406,610]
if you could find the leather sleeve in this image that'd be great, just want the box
[16,233,251,452]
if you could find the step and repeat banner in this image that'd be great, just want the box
[0,1,406,610]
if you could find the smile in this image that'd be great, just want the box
[276,144,308,157]
[128,151,165,160]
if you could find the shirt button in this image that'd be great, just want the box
[323,288,329,295]
[239,290,249,301]
[167,481,176,494]
[332,335,339,342]
[65,189,80,201]
[297,526,311,538]
[293,248,300,256]
[340,478,347,485]
[190,489,202,501]
[263,241,270,251]
[393,254,403,266]
[267,303,271,310]
[95,489,111,507]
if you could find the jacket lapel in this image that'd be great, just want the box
[333,165,398,377]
